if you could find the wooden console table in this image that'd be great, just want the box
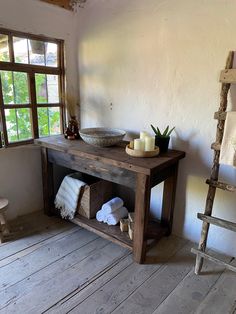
[35,135,185,264]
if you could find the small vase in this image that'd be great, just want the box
[155,136,170,153]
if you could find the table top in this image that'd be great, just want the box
[35,135,185,175]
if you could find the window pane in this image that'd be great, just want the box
[5,109,17,142]
[47,75,59,103]
[5,108,32,142]
[1,71,14,104]
[49,107,60,135]
[38,107,61,137]
[46,42,58,67]
[29,40,46,66]
[35,74,47,103]
[0,34,10,62]
[13,37,29,64]
[35,74,59,104]
[0,71,29,104]
[14,72,29,104]
[38,107,49,136]
[17,108,32,140]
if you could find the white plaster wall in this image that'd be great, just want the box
[0,0,79,219]
[77,0,236,256]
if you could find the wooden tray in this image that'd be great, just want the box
[125,144,160,157]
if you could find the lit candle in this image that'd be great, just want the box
[140,131,150,140]
[144,136,155,151]
[134,139,145,151]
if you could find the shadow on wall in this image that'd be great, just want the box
[170,84,236,239]
[169,134,211,236]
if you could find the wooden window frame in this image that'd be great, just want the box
[0,28,65,147]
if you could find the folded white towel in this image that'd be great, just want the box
[219,111,236,167]
[55,173,86,219]
[106,207,128,225]
[101,197,124,215]
[96,209,106,222]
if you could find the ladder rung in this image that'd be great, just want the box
[206,179,236,192]
[220,69,236,83]
[191,248,236,273]
[211,142,221,151]
[197,213,236,232]
[214,111,226,120]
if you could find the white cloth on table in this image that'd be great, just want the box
[101,197,124,215]
[55,173,86,219]
[219,111,236,167]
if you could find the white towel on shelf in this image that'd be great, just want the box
[106,206,128,225]
[219,111,236,167]
[101,197,124,215]
[55,173,86,219]
[96,209,106,222]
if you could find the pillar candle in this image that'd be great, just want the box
[140,131,149,140]
[145,136,155,151]
[134,139,145,151]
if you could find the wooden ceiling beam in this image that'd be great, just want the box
[40,0,73,11]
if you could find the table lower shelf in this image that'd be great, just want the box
[71,214,168,250]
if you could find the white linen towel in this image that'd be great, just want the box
[219,111,236,167]
[55,173,86,219]
[101,197,124,215]
[106,207,128,225]
[96,209,106,222]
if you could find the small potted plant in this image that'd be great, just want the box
[150,125,175,153]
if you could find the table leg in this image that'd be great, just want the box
[41,147,54,216]
[133,173,151,264]
[161,163,178,235]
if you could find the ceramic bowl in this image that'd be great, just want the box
[79,127,126,147]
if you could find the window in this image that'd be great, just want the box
[0,28,65,147]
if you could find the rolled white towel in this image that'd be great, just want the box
[106,207,128,226]
[96,209,106,222]
[101,197,124,215]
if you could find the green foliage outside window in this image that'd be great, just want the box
[1,56,61,143]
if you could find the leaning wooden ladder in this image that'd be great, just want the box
[191,51,236,274]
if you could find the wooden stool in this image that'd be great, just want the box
[0,198,10,243]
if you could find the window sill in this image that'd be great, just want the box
[0,143,40,151]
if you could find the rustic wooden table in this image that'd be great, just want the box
[35,135,185,264]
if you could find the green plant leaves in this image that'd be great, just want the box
[150,124,175,137]
[167,126,175,136]
[151,124,159,135]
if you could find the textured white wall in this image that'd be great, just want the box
[0,0,79,219]
[77,0,236,255]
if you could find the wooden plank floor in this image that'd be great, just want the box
[0,212,235,314]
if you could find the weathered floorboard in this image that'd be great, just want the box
[195,259,236,314]
[0,226,78,268]
[0,214,74,261]
[2,242,128,314]
[112,242,194,314]
[70,237,187,314]
[0,228,97,291]
[0,237,108,310]
[46,254,134,314]
[152,250,232,314]
[0,212,234,314]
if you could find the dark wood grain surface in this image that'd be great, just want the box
[36,135,185,263]
[35,135,185,175]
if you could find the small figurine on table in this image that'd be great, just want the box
[64,116,80,140]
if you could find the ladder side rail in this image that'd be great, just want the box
[194,51,234,274]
